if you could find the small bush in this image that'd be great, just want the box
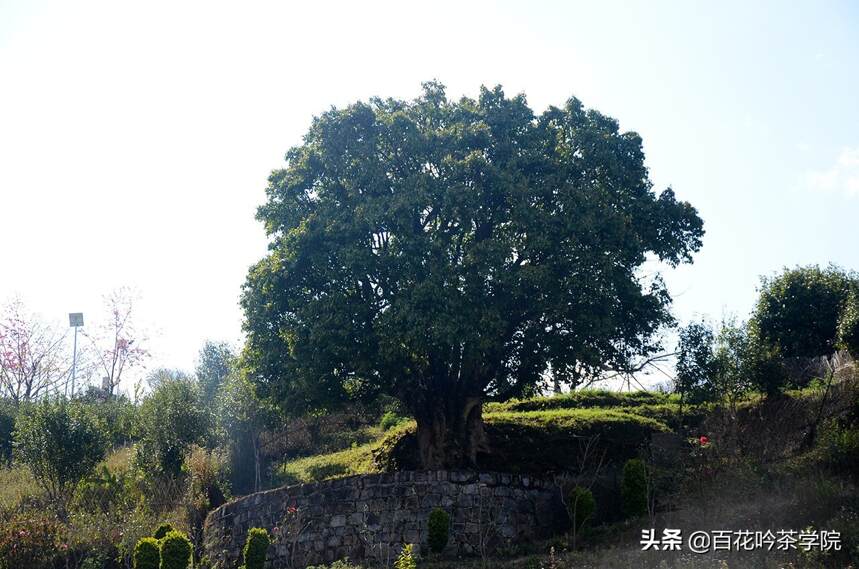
[153,522,175,540]
[0,512,65,569]
[821,423,859,478]
[74,464,135,513]
[0,400,15,466]
[379,411,407,431]
[241,527,271,569]
[621,458,648,518]
[838,294,859,358]
[14,398,108,512]
[306,561,364,569]
[394,544,417,569]
[159,530,192,569]
[132,537,160,569]
[567,486,596,529]
[427,507,450,553]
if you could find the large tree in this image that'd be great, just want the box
[751,265,857,359]
[242,83,704,468]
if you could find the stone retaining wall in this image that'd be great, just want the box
[203,471,568,568]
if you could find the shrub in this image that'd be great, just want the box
[743,332,789,396]
[838,293,859,358]
[240,527,271,569]
[0,400,15,466]
[621,458,648,518]
[751,265,857,359]
[820,422,859,478]
[675,321,718,403]
[74,464,135,513]
[159,530,192,569]
[135,378,210,479]
[132,537,160,569]
[153,522,175,540]
[75,391,140,448]
[14,398,108,512]
[306,561,364,569]
[394,544,417,569]
[567,486,596,530]
[379,411,407,431]
[0,511,65,569]
[427,507,450,553]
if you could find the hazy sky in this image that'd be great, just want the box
[1,1,857,392]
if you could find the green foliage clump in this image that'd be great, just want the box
[0,512,65,569]
[394,543,417,569]
[820,422,859,478]
[675,319,753,405]
[158,530,193,569]
[0,399,15,466]
[742,332,789,397]
[752,265,857,359]
[217,372,278,495]
[196,340,235,404]
[75,390,139,447]
[135,378,210,478]
[153,522,175,540]
[132,537,160,569]
[837,293,859,357]
[240,527,271,569]
[567,486,596,530]
[14,398,108,510]
[74,464,135,513]
[379,411,408,431]
[427,508,450,553]
[306,561,364,569]
[621,458,648,518]
[675,321,718,403]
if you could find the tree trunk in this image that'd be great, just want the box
[415,396,489,469]
[253,431,262,493]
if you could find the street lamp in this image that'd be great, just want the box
[69,312,84,397]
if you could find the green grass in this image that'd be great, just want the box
[0,464,40,511]
[484,388,679,413]
[275,422,415,485]
[483,405,669,431]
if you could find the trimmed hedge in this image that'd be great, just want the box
[241,527,271,569]
[132,537,159,569]
[159,530,192,569]
[621,458,648,518]
[567,486,596,530]
[427,508,450,553]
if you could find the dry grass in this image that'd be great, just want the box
[0,463,41,511]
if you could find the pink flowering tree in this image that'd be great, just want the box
[0,299,70,404]
[84,288,149,397]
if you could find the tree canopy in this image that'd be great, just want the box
[242,83,704,467]
[751,265,858,359]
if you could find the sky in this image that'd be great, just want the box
[1,0,857,393]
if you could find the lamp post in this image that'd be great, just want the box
[68,312,84,397]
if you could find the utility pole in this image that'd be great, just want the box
[69,312,84,397]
